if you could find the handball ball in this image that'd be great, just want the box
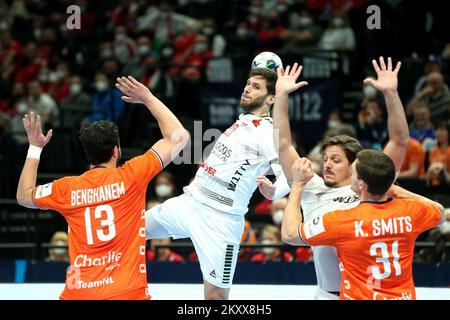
[251,51,283,71]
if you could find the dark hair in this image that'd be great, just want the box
[355,150,395,196]
[321,135,363,164]
[79,121,119,165]
[248,68,277,96]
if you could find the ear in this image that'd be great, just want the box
[266,94,275,106]
[112,145,119,159]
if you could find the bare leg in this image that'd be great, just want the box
[204,280,230,300]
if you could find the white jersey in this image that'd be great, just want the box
[301,173,360,296]
[184,113,287,215]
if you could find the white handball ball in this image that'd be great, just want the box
[251,51,283,71]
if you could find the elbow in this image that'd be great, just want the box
[281,226,299,244]
[178,128,190,149]
[16,192,27,208]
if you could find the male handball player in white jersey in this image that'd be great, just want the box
[272,57,409,299]
[145,67,291,300]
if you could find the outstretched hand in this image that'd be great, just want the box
[115,76,153,104]
[22,111,53,148]
[364,57,401,93]
[276,63,308,95]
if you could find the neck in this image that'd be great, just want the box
[90,159,116,169]
[246,105,270,117]
[360,191,388,202]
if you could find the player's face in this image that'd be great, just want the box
[322,145,352,187]
[351,160,361,196]
[240,76,270,112]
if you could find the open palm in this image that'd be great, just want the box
[276,63,308,95]
[364,57,401,93]
[23,111,53,147]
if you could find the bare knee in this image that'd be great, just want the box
[204,281,229,300]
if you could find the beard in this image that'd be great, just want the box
[239,95,266,113]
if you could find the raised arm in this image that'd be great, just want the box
[272,63,308,181]
[363,57,409,172]
[281,158,314,245]
[116,76,189,166]
[17,112,53,208]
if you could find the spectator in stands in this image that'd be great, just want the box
[180,33,214,81]
[413,55,443,96]
[154,171,177,202]
[0,29,24,83]
[409,102,436,151]
[412,71,450,124]
[122,35,158,81]
[46,231,69,262]
[356,97,388,150]
[85,72,125,123]
[14,41,45,84]
[281,7,322,53]
[398,138,426,178]
[60,75,91,130]
[113,25,137,65]
[46,62,70,103]
[427,122,450,186]
[27,80,59,129]
[251,225,293,262]
[318,11,355,51]
[270,197,287,227]
[0,112,22,197]
[200,18,226,57]
[136,0,200,48]
[147,237,184,262]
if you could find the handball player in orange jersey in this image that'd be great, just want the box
[282,153,448,300]
[16,76,189,300]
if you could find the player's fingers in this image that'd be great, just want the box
[116,77,131,91]
[393,61,401,74]
[120,76,135,89]
[115,83,129,94]
[294,81,308,90]
[128,75,140,87]
[121,96,133,103]
[44,129,53,144]
[363,78,376,87]
[291,62,298,75]
[379,56,386,70]
[387,57,392,70]
[372,59,381,73]
[285,65,291,75]
[35,114,42,134]
[29,111,35,129]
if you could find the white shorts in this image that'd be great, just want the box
[145,193,245,289]
[311,246,342,298]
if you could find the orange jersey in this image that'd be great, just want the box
[400,139,425,175]
[299,198,443,300]
[32,149,163,300]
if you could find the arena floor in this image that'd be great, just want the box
[0,284,449,300]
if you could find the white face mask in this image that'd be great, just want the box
[262,239,276,254]
[363,85,377,98]
[236,27,248,37]
[17,102,28,114]
[193,43,207,54]
[272,210,284,226]
[53,241,67,255]
[48,72,59,83]
[70,83,81,95]
[299,16,312,27]
[333,17,344,28]
[95,80,108,92]
[203,27,214,35]
[155,184,173,197]
[115,34,127,43]
[162,47,174,58]
[138,45,151,56]
[328,119,341,129]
